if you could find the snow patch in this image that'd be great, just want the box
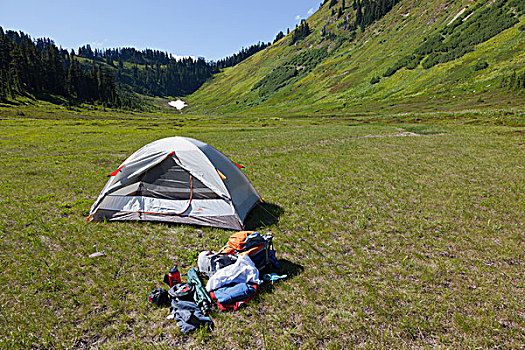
[168,100,188,110]
[448,8,466,26]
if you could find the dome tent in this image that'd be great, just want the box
[89,137,261,230]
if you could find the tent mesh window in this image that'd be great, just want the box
[131,157,220,200]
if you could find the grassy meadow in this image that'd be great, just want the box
[0,103,524,349]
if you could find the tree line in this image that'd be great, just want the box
[1,28,274,105]
[214,42,271,70]
[110,55,214,97]
[75,42,272,97]
[0,27,119,105]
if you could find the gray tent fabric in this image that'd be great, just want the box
[89,137,261,230]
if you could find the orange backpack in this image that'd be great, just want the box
[227,231,264,250]
[220,231,272,269]
[228,231,251,251]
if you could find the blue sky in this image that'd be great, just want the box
[0,0,321,61]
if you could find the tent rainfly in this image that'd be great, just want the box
[89,137,261,230]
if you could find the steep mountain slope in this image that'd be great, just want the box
[187,0,524,116]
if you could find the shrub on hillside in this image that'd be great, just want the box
[253,48,329,98]
[253,66,298,97]
[501,70,525,91]
[473,61,489,71]
[382,1,519,77]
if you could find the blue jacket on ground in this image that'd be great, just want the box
[170,300,213,334]
[212,283,256,305]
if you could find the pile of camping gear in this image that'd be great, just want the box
[148,231,286,333]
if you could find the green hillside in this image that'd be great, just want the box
[187,0,525,116]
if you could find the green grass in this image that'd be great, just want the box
[0,104,524,348]
[186,0,525,116]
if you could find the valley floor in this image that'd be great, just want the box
[0,104,524,349]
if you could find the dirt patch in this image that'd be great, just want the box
[363,131,421,138]
[330,81,353,93]
[329,67,360,93]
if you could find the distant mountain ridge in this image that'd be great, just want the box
[187,0,525,115]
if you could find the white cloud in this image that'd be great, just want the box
[296,7,314,21]
[90,39,109,49]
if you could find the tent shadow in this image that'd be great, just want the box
[257,258,304,295]
[243,202,284,230]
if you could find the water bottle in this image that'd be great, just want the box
[167,265,182,287]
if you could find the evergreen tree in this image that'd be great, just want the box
[274,31,285,43]
[0,27,119,105]
[355,0,363,30]
[290,22,311,45]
